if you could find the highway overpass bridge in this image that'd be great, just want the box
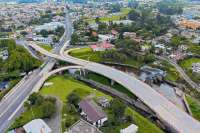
[27,42,200,133]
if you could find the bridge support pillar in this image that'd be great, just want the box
[111,79,115,86]
[80,68,86,77]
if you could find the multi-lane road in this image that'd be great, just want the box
[1,6,200,133]
[0,8,72,133]
[27,39,200,133]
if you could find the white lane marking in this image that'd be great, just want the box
[8,100,25,121]
[0,77,37,118]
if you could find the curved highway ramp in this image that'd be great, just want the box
[27,42,200,133]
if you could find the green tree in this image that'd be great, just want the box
[71,33,79,45]
[128,9,140,21]
[41,101,56,118]
[55,26,65,37]
[95,17,100,24]
[111,98,126,118]
[28,93,44,106]
[40,29,48,37]
[20,31,28,36]
[67,92,81,106]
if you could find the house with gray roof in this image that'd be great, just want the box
[79,99,107,127]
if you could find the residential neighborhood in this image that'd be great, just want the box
[0,0,200,133]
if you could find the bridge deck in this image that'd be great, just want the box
[28,42,200,133]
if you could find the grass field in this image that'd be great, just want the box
[69,47,143,68]
[69,47,103,62]
[41,75,112,132]
[125,108,164,133]
[36,42,52,52]
[188,44,200,55]
[155,60,180,82]
[87,8,131,24]
[186,95,200,121]
[179,58,200,69]
[100,107,164,133]
[40,75,163,133]
[40,75,111,102]
[179,58,200,83]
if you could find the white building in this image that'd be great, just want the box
[33,36,53,44]
[0,50,9,60]
[23,119,52,133]
[111,20,133,25]
[192,63,200,73]
[34,22,64,32]
[120,124,138,133]
[98,34,114,42]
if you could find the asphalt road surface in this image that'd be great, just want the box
[0,8,72,133]
[27,42,200,133]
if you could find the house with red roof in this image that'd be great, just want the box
[90,41,114,52]
[79,99,108,127]
[111,29,119,37]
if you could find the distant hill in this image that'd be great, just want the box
[18,0,44,3]
[0,0,44,3]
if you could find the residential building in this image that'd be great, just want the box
[90,41,114,52]
[192,63,200,73]
[180,19,200,30]
[111,20,133,25]
[98,34,114,42]
[79,99,107,127]
[120,124,138,133]
[123,32,144,43]
[34,22,64,32]
[68,119,102,133]
[8,119,52,133]
[139,66,166,84]
[0,49,9,60]
[23,119,52,133]
[169,51,186,61]
[97,97,110,108]
[0,82,9,91]
[33,36,53,44]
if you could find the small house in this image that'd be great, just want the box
[97,97,110,108]
[79,99,107,127]
[90,41,114,52]
[120,124,138,133]
[0,82,9,91]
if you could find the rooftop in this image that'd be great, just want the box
[23,119,52,133]
[79,99,106,123]
[68,119,102,133]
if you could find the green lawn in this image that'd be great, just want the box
[40,75,112,132]
[125,108,164,133]
[186,95,200,121]
[100,107,164,133]
[179,58,200,69]
[188,44,200,55]
[87,8,131,24]
[179,58,200,83]
[69,47,103,62]
[40,75,111,102]
[36,42,52,52]
[40,75,163,133]
[69,47,143,68]
[153,60,180,82]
